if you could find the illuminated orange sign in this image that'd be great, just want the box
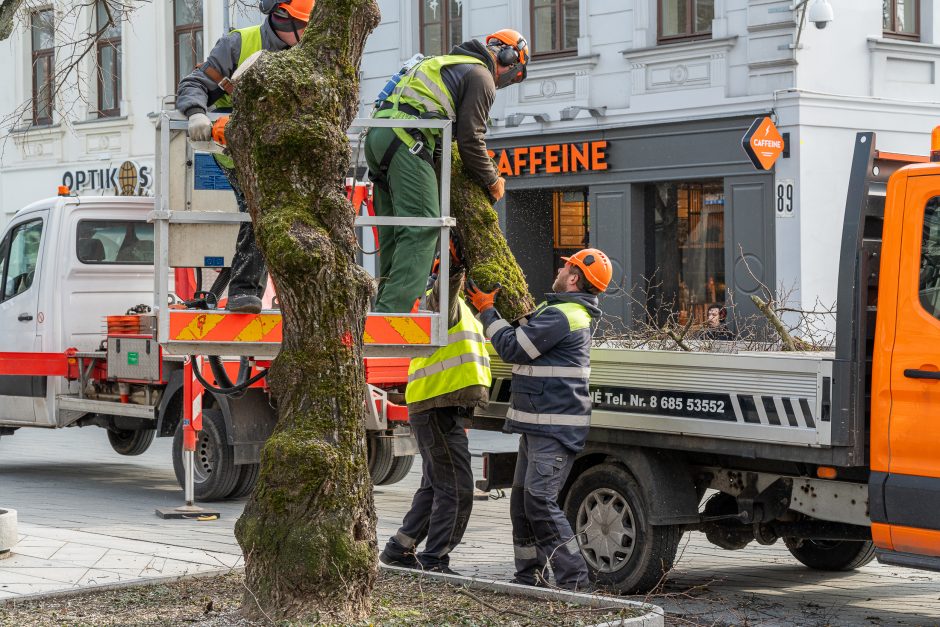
[488,141,609,177]
[742,117,784,170]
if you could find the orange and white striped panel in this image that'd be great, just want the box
[169,311,432,346]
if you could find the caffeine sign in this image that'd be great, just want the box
[742,117,784,171]
[488,141,609,177]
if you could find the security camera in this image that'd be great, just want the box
[807,0,834,29]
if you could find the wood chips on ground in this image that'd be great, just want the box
[0,570,644,626]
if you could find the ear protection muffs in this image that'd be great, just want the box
[259,0,281,14]
[496,45,519,67]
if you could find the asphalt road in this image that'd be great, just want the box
[1,425,939,626]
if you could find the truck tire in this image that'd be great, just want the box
[367,434,395,484]
[783,537,876,571]
[227,463,260,499]
[377,454,415,486]
[564,463,682,593]
[107,428,156,456]
[172,409,239,501]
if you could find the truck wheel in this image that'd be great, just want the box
[377,454,414,486]
[227,463,260,499]
[367,435,395,484]
[564,464,682,593]
[172,409,239,501]
[108,428,156,456]
[783,537,876,571]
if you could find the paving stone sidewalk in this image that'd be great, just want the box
[1,427,939,626]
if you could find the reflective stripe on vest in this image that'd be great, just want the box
[507,408,591,427]
[405,298,492,404]
[213,25,263,169]
[511,364,591,379]
[533,301,592,331]
[374,54,486,151]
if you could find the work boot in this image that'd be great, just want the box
[379,548,420,569]
[424,563,461,576]
[226,294,262,314]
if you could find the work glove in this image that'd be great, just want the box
[188,112,212,142]
[488,176,506,203]
[465,278,500,313]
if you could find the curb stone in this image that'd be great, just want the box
[0,510,16,559]
[379,563,665,627]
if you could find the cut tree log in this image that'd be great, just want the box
[224,0,380,622]
[751,294,811,351]
[449,144,536,321]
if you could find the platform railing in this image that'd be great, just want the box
[151,111,454,358]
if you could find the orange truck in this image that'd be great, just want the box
[471,131,940,591]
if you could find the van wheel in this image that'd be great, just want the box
[172,409,239,501]
[108,428,156,456]
[367,434,394,484]
[228,463,260,499]
[377,454,414,486]
[564,464,682,594]
[784,538,876,571]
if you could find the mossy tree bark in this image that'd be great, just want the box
[224,0,381,621]
[449,145,536,320]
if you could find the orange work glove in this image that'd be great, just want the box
[488,176,506,203]
[465,278,500,313]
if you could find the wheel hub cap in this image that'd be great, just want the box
[576,487,637,573]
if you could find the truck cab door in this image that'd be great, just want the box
[872,174,940,567]
[0,213,47,423]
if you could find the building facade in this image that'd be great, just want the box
[2,1,940,327]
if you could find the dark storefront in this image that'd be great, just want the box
[488,114,776,331]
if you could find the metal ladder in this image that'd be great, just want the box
[150,110,456,359]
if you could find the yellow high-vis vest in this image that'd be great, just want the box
[405,298,492,405]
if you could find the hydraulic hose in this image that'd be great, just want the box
[192,356,267,396]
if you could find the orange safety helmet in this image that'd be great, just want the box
[486,29,529,87]
[261,0,314,22]
[561,248,613,293]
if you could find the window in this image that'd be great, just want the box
[553,190,589,249]
[419,0,463,56]
[883,0,919,40]
[95,0,121,117]
[77,220,154,264]
[659,0,713,43]
[530,0,579,57]
[174,0,203,88]
[645,179,725,326]
[920,197,940,320]
[31,9,55,125]
[2,220,43,302]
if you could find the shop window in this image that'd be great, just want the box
[920,197,940,320]
[1,219,43,302]
[554,190,589,249]
[646,179,725,326]
[419,0,463,57]
[174,0,203,88]
[658,0,713,44]
[95,0,122,118]
[31,9,55,126]
[883,0,919,41]
[531,0,579,57]
[77,220,154,265]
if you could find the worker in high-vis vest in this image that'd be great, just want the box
[365,29,529,313]
[379,258,491,575]
[176,0,314,314]
[466,248,613,591]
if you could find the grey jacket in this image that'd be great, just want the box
[176,18,289,117]
[406,269,490,415]
[481,292,602,453]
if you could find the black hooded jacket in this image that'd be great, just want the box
[438,40,500,187]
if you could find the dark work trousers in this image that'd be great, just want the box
[383,406,474,569]
[363,126,440,313]
[221,165,267,299]
[511,433,589,589]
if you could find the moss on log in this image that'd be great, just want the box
[449,144,536,321]
[224,0,381,621]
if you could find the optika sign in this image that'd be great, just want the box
[61,160,153,195]
[487,141,609,177]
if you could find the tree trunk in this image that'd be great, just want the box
[225,0,381,621]
[450,145,536,320]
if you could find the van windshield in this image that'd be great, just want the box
[77,220,154,264]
